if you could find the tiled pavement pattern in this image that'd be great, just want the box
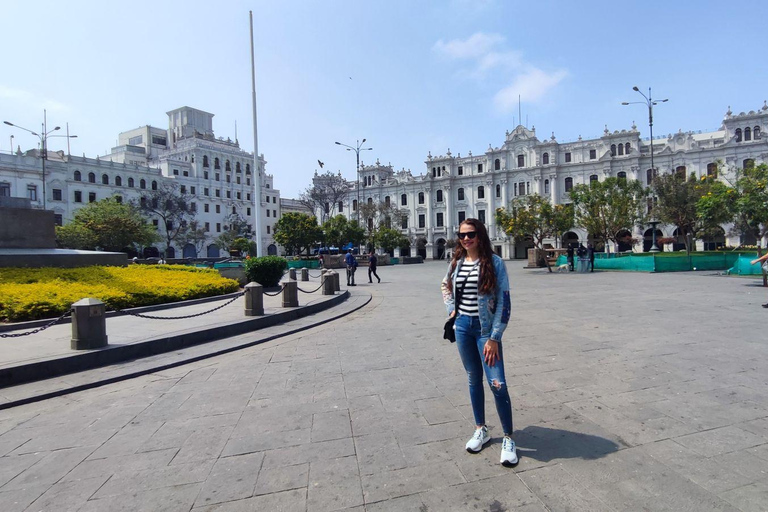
[1,261,768,511]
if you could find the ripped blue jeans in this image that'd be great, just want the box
[455,314,514,435]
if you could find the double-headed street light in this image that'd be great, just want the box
[4,112,77,210]
[334,139,372,226]
[621,86,668,177]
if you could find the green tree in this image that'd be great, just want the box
[299,171,351,223]
[176,221,208,258]
[569,177,648,252]
[495,194,573,271]
[374,227,409,253]
[359,200,407,248]
[136,181,196,258]
[651,172,704,254]
[215,213,255,254]
[273,212,323,256]
[322,215,365,249]
[56,197,159,252]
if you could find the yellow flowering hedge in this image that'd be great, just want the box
[0,266,240,323]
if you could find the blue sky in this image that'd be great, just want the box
[2,0,766,198]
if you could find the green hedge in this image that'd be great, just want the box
[243,256,288,287]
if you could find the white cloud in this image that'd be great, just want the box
[433,32,568,107]
[0,86,71,114]
[494,68,568,111]
[433,33,505,60]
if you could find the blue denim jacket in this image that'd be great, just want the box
[441,254,511,342]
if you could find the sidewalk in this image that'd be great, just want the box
[0,274,370,408]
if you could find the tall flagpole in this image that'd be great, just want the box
[250,11,264,257]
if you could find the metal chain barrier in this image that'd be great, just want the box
[0,311,72,338]
[309,271,324,278]
[114,291,245,320]
[262,284,286,297]
[297,277,327,294]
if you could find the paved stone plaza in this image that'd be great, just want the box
[1,261,768,511]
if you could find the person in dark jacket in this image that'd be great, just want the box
[587,243,595,272]
[368,251,381,283]
[566,244,575,271]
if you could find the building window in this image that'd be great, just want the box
[247,207,251,216]
[237,192,241,200]
[0,182,10,197]
[590,149,596,160]
[436,190,443,202]
[267,209,270,217]
[418,192,424,204]
[436,212,444,227]
[611,144,616,156]
[745,127,752,141]
[215,173,220,181]
[140,179,146,189]
[565,152,572,163]
[216,205,221,214]
[226,160,231,172]
[338,201,343,212]
[129,135,142,145]
[52,188,62,201]
[754,126,761,139]
[496,184,500,198]
[458,211,466,223]
[514,183,517,196]
[517,155,524,168]
[401,194,407,206]
[478,209,486,224]
[458,166,463,176]
[353,199,358,211]
[203,155,209,167]
[477,186,484,199]
[233,206,237,215]
[115,195,122,203]
[190,186,196,195]
[518,181,525,196]
[617,171,627,181]
[544,179,550,194]
[128,177,134,187]
[74,170,81,181]
[542,153,549,165]
[27,185,38,201]
[54,214,63,226]
[477,163,483,173]
[214,158,220,169]
[246,164,251,174]
[266,226,270,234]
[173,169,179,176]
[204,204,209,213]
[204,188,209,196]
[183,170,189,177]
[152,181,157,191]
[226,191,231,199]
[625,143,631,154]
[418,214,425,228]
[204,171,209,179]
[618,144,624,156]
[564,177,573,192]
[215,189,220,197]
[226,175,231,183]
[216,223,221,232]
[744,159,755,169]
[236,162,241,173]
[74,190,82,202]
[735,128,742,142]
[706,163,717,178]
[115,176,122,186]
[457,188,464,201]
[675,166,686,178]
[88,192,96,203]
[401,217,408,229]
[190,202,196,212]
[384,195,390,206]
[88,172,96,183]
[180,185,186,194]
[204,222,210,232]
[647,168,656,184]
[590,174,598,186]
[494,159,500,170]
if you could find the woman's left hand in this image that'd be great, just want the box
[483,340,500,367]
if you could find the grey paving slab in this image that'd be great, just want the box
[1,262,768,510]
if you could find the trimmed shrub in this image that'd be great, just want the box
[243,256,288,287]
[0,266,239,323]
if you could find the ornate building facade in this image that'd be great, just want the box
[327,103,768,259]
[0,107,282,257]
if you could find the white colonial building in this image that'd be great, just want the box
[324,102,768,259]
[0,106,283,257]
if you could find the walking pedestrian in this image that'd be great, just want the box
[345,249,357,286]
[750,253,768,307]
[587,243,595,272]
[566,244,575,271]
[440,218,517,467]
[368,250,381,283]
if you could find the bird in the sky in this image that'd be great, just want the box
[318,160,325,168]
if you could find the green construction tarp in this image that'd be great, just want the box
[555,252,762,273]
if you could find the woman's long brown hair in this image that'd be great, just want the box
[449,218,496,295]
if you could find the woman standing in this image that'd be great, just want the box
[441,218,517,466]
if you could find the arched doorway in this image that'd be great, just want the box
[207,244,220,258]
[672,228,688,252]
[143,246,159,258]
[587,233,605,253]
[562,231,579,249]
[267,244,277,255]
[616,230,633,252]
[514,235,534,259]
[435,238,446,260]
[399,242,411,257]
[643,228,664,252]
[183,243,197,258]
[702,227,725,251]
[166,246,176,259]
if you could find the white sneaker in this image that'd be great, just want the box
[465,426,490,453]
[500,436,518,467]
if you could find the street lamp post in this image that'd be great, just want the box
[9,134,13,155]
[622,86,668,178]
[334,139,372,227]
[4,111,76,210]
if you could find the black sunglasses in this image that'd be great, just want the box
[457,231,477,240]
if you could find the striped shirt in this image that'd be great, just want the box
[456,260,480,316]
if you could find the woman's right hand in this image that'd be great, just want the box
[450,310,456,318]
